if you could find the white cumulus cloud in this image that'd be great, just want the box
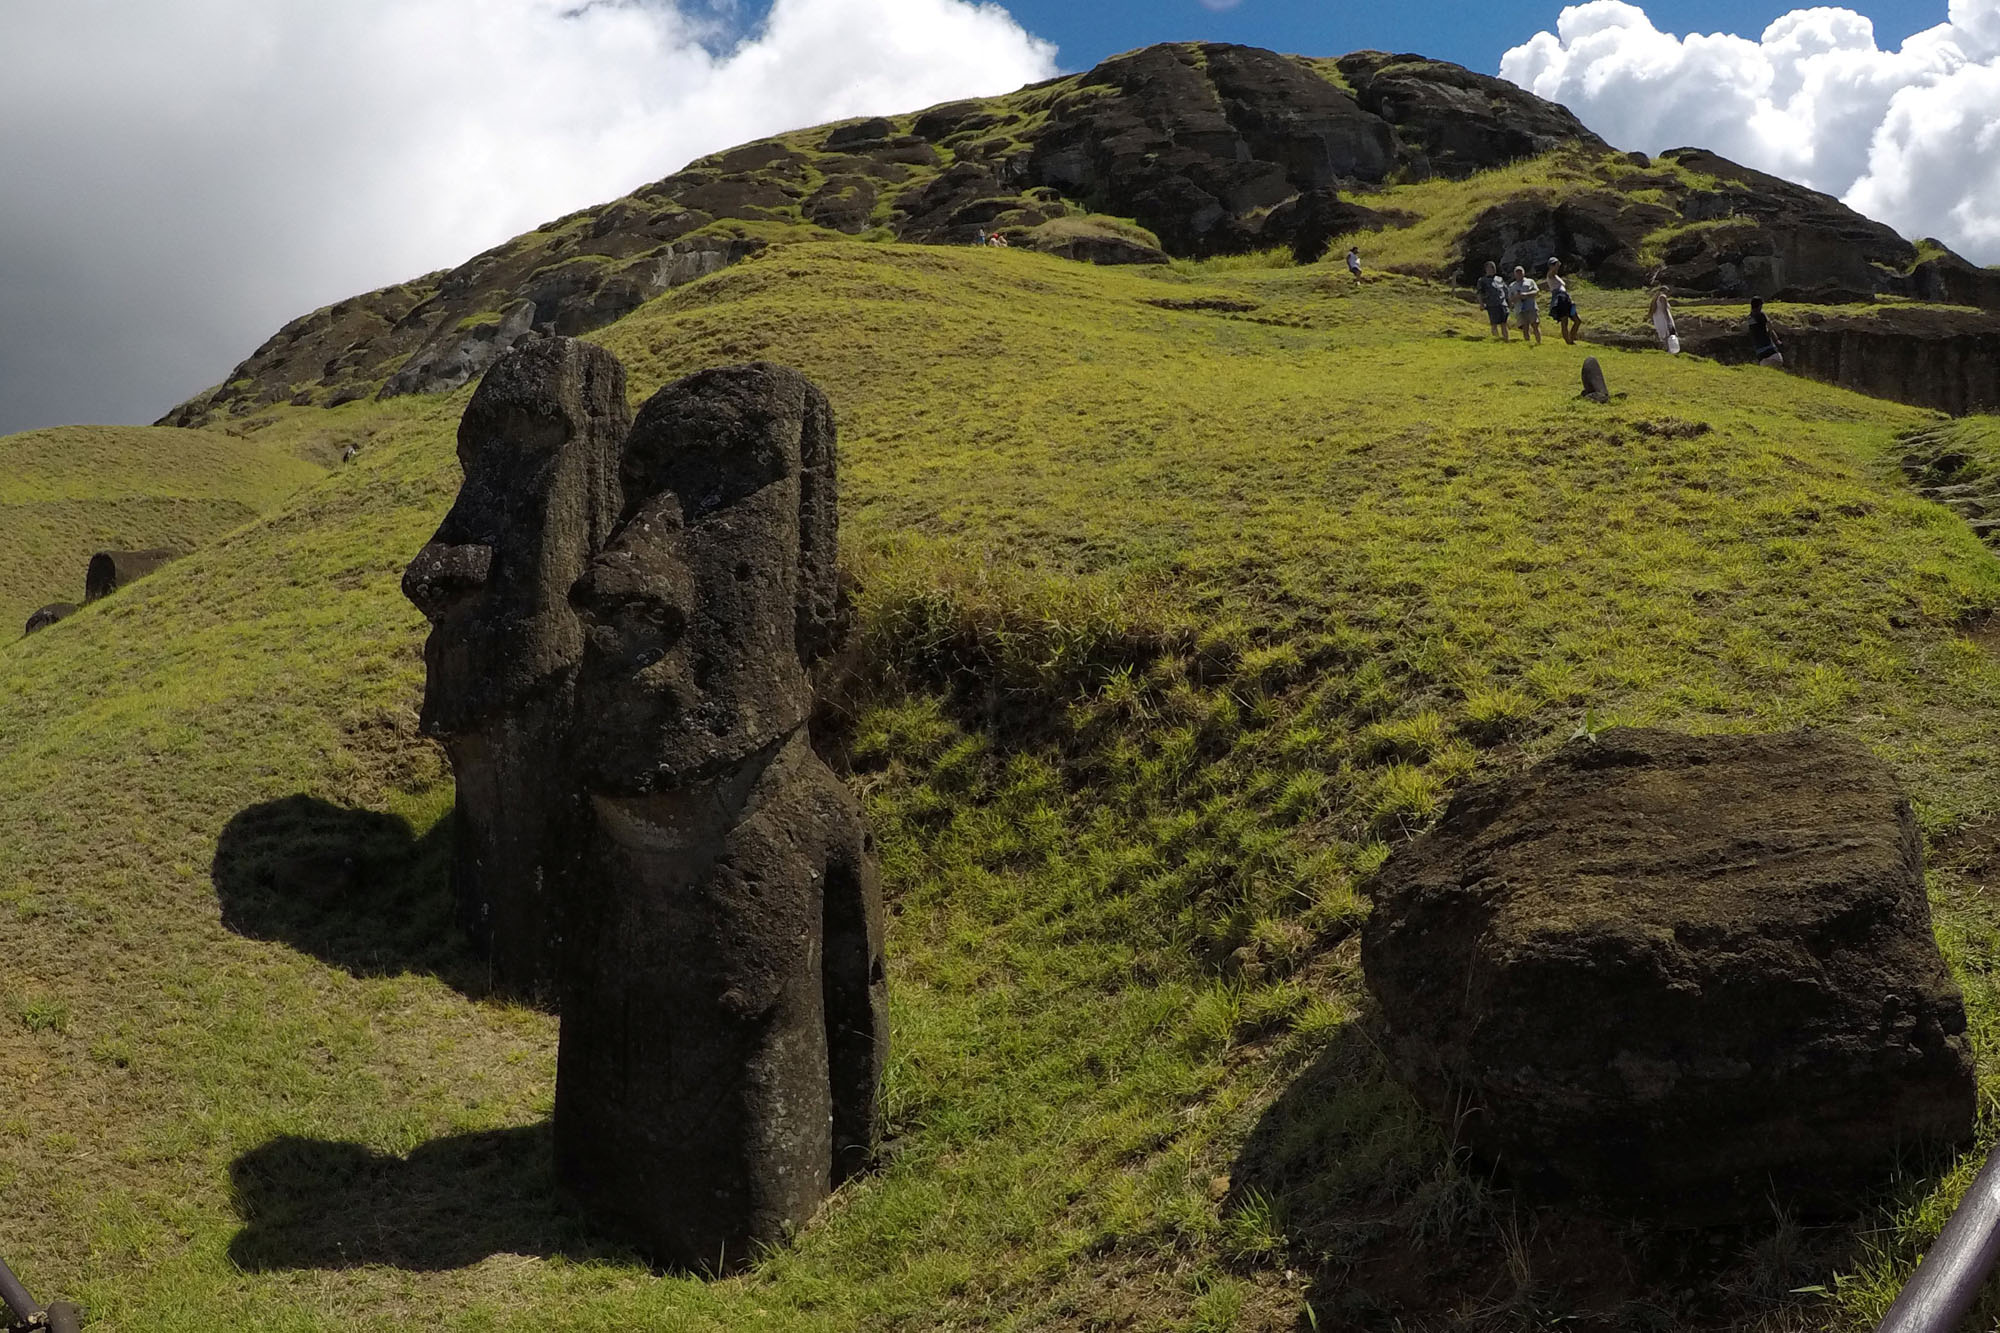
[0,0,1057,432]
[1501,1,2000,264]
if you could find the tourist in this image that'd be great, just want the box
[1546,259,1582,345]
[1347,246,1362,284]
[1749,297,1785,367]
[1479,261,1511,341]
[1507,265,1541,346]
[1649,285,1679,353]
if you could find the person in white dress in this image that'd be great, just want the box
[1649,286,1679,353]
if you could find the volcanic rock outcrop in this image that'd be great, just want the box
[84,549,178,602]
[158,40,2000,429]
[159,45,1611,427]
[1362,727,1975,1222]
[1593,304,2000,418]
[401,336,631,999]
[555,362,887,1270]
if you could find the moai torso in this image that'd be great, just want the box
[554,363,887,1270]
[400,337,629,1000]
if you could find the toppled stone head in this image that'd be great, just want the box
[570,362,839,788]
[403,336,630,738]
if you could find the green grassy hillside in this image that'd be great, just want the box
[0,426,325,632]
[6,241,2000,1331]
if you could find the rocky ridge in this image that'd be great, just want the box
[160,42,2000,429]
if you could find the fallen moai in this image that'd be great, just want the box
[23,602,77,636]
[1362,727,1975,1222]
[406,342,887,1268]
[402,335,631,1000]
[84,548,177,602]
[555,362,887,1270]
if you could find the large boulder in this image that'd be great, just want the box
[1361,727,1975,1222]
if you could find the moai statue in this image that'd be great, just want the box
[554,363,888,1270]
[1580,355,1610,404]
[401,337,630,999]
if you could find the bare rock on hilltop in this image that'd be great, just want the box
[1362,727,1975,1223]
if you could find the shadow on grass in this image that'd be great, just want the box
[228,1124,613,1271]
[1229,1018,1861,1332]
[212,794,495,999]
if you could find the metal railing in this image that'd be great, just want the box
[1878,1149,2000,1333]
[0,1254,79,1333]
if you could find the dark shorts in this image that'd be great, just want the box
[1550,292,1576,320]
[1484,303,1509,326]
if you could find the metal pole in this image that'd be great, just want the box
[1877,1148,2000,1333]
[0,1253,44,1323]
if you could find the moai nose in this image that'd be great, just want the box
[401,542,494,623]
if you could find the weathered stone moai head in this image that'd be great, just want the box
[554,363,885,1271]
[401,336,630,996]
[403,336,630,736]
[568,361,840,790]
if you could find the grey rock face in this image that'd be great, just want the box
[401,336,630,998]
[1362,727,1975,1223]
[378,300,539,400]
[555,363,886,1270]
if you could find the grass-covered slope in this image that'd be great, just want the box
[7,243,2000,1330]
[0,425,324,632]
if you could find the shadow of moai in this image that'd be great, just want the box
[401,337,631,1003]
[212,794,473,992]
[228,1124,606,1271]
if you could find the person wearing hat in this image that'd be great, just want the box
[1546,259,1581,345]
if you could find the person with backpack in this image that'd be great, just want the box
[1546,259,1582,345]
[1479,261,1512,340]
[1749,297,1785,367]
[1506,265,1542,346]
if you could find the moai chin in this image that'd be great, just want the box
[554,362,888,1271]
[401,336,630,1000]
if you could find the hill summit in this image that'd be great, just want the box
[162,43,2000,432]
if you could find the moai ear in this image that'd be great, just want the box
[794,382,840,666]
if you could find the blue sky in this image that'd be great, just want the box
[997,1,1951,72]
[943,1,1952,73]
